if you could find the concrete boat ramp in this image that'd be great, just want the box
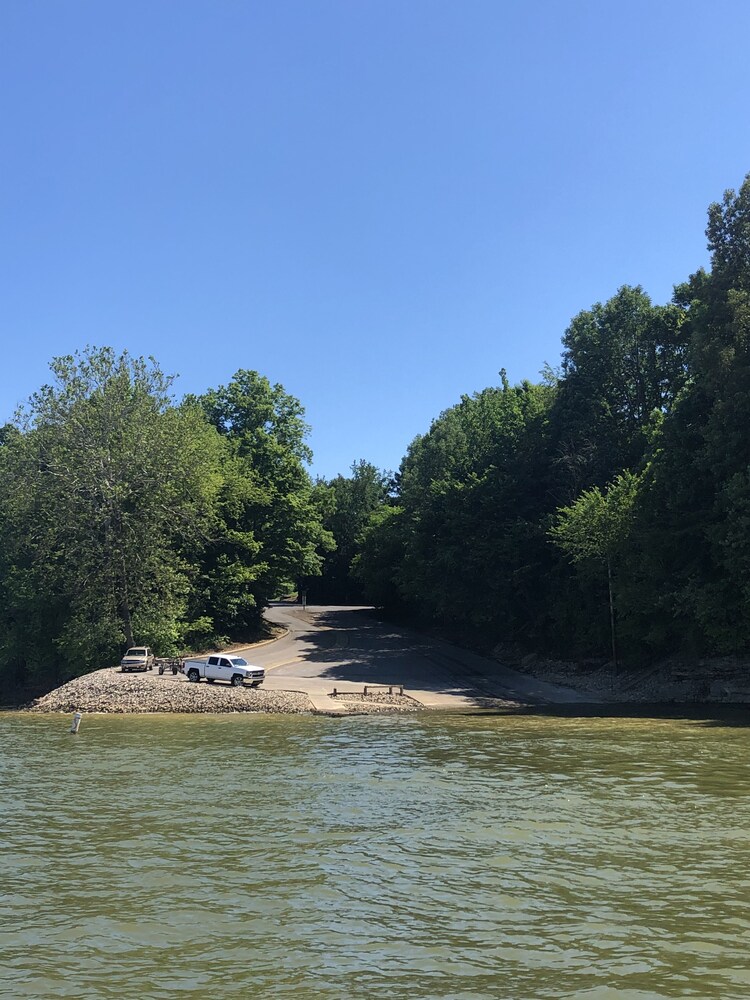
[232,604,592,715]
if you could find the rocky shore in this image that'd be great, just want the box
[26,667,423,715]
[28,668,314,715]
[333,690,420,713]
[494,646,750,704]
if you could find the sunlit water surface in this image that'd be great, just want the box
[3,710,750,999]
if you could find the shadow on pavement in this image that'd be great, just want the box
[276,608,750,722]
[284,607,550,705]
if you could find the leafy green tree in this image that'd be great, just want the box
[550,286,687,500]
[311,460,391,603]
[344,176,750,664]
[353,505,409,609]
[387,377,562,643]
[0,348,222,684]
[634,174,750,653]
[550,471,641,668]
[195,370,333,632]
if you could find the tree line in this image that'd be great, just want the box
[330,175,750,667]
[2,174,749,695]
[0,359,333,693]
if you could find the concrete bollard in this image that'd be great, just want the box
[69,712,82,734]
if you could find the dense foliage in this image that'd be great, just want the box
[307,460,391,604]
[353,175,750,665]
[3,174,749,696]
[0,354,332,694]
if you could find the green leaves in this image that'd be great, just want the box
[5,173,750,694]
[549,471,641,566]
[0,348,224,677]
[0,353,333,690]
[311,460,392,603]
[354,176,750,663]
[194,370,332,633]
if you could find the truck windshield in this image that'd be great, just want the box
[126,649,146,656]
[229,657,248,666]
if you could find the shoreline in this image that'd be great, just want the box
[493,647,750,705]
[15,606,750,717]
[14,664,750,719]
[22,666,422,717]
[363,611,750,706]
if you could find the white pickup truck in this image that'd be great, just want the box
[182,654,265,688]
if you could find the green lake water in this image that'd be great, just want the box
[3,709,750,999]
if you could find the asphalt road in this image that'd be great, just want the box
[235,604,591,709]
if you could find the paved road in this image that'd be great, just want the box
[235,604,592,710]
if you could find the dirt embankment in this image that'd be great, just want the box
[495,647,750,704]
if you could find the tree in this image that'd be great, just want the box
[353,505,409,609]
[549,471,640,668]
[550,286,688,500]
[195,370,333,632]
[634,173,750,653]
[377,377,562,644]
[312,460,391,603]
[0,347,222,682]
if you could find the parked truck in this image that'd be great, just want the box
[181,654,265,687]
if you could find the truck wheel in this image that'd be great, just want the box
[231,674,244,687]
[187,668,200,683]
[158,665,164,675]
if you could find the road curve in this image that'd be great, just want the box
[233,604,593,710]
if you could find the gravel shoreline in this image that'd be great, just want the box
[333,691,421,713]
[27,668,314,715]
[25,668,423,715]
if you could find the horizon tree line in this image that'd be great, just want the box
[2,173,749,694]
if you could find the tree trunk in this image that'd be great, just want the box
[118,552,134,648]
[607,556,618,673]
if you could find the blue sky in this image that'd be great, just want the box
[2,0,749,479]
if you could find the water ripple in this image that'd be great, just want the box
[3,712,750,998]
